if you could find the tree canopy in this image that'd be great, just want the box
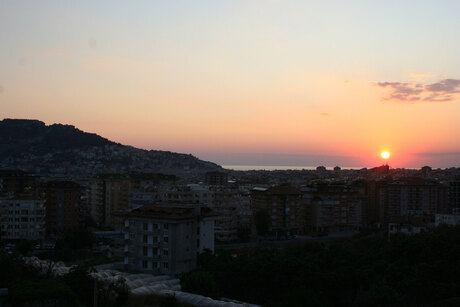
[183,226,460,306]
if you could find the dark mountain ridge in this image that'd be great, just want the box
[0,118,221,176]
[0,119,116,155]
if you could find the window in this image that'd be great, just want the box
[143,223,148,231]
[153,223,158,229]
[143,247,148,256]
[164,236,168,243]
[163,249,169,256]
[164,223,168,230]
[163,262,169,269]
[142,260,148,269]
[143,235,148,243]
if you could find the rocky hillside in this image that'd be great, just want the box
[0,119,221,176]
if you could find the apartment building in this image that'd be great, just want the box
[204,171,229,186]
[300,182,364,234]
[0,198,46,240]
[89,174,131,228]
[43,180,84,234]
[0,169,38,197]
[251,185,302,238]
[119,203,215,275]
[385,178,443,224]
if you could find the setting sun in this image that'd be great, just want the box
[381,151,390,159]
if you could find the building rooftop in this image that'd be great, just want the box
[117,203,217,220]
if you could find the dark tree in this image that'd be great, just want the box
[181,271,219,298]
[8,279,78,306]
[254,208,271,236]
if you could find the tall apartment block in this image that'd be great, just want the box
[119,204,215,275]
[251,185,302,238]
[89,175,130,228]
[43,180,84,235]
[300,182,364,234]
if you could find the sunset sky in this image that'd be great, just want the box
[1,1,460,168]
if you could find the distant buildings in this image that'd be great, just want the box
[435,208,460,226]
[204,171,228,186]
[89,174,131,228]
[89,173,177,228]
[251,185,302,238]
[0,169,38,197]
[119,203,216,275]
[43,180,84,235]
[0,198,46,240]
[385,178,442,223]
[1,163,460,247]
[447,176,460,213]
[300,182,364,234]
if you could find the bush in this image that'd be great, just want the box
[181,271,219,298]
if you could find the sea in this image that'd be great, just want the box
[222,165,365,171]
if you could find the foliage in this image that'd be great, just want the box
[60,265,95,307]
[54,227,95,261]
[56,227,94,250]
[0,253,39,287]
[180,271,219,298]
[237,226,250,242]
[15,239,34,255]
[0,253,130,307]
[8,279,79,306]
[186,226,460,306]
[254,208,271,236]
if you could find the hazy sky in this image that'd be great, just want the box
[1,0,460,167]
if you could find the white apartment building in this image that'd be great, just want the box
[119,203,215,275]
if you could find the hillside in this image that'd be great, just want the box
[0,119,221,176]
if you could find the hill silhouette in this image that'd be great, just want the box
[0,119,221,175]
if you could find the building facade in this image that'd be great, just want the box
[300,182,364,234]
[251,185,302,238]
[0,198,46,240]
[43,181,84,235]
[89,175,131,228]
[120,204,215,275]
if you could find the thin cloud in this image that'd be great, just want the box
[415,151,460,157]
[377,82,423,101]
[425,79,460,93]
[376,78,460,102]
[320,112,330,117]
